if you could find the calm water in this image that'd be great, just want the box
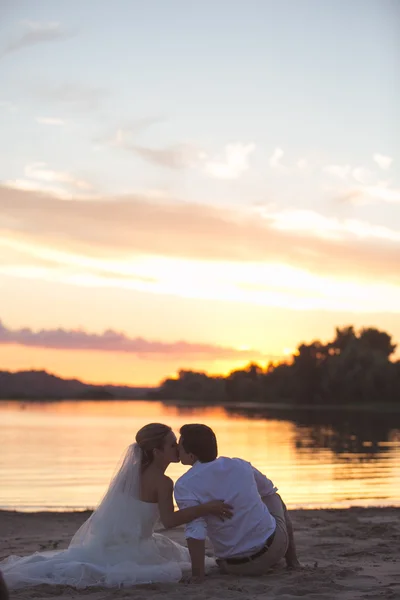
[1,400,399,511]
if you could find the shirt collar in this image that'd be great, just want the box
[190,460,208,473]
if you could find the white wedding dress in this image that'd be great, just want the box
[1,445,212,589]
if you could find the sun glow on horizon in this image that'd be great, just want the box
[283,347,295,356]
[2,235,400,315]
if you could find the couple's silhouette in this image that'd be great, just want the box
[1,423,298,588]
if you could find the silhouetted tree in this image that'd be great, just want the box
[149,326,400,406]
[225,363,264,403]
[150,370,227,403]
[359,327,396,358]
[329,326,357,355]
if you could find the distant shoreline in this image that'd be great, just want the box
[2,397,400,413]
[162,399,400,413]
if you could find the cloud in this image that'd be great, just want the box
[1,21,73,58]
[324,164,380,186]
[97,117,164,148]
[23,162,93,192]
[1,184,400,286]
[132,143,200,169]
[101,122,255,178]
[352,167,375,185]
[97,118,199,169]
[264,208,400,243]
[36,117,65,126]
[3,178,79,199]
[0,236,159,288]
[130,141,255,177]
[373,153,393,170]
[323,164,351,179]
[0,319,264,360]
[203,143,255,179]
[338,184,400,206]
[269,147,288,171]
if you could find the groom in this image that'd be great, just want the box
[174,424,299,581]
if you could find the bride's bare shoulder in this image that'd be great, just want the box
[157,474,174,493]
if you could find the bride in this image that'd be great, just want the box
[1,423,232,588]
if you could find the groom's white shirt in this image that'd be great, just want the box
[174,456,277,559]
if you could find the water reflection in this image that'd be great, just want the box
[224,406,400,462]
[1,400,399,510]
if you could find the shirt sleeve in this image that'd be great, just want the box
[251,465,278,497]
[174,479,207,540]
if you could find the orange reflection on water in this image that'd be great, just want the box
[1,400,399,511]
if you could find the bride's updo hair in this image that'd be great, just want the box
[135,423,172,471]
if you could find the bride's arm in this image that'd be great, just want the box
[157,476,231,529]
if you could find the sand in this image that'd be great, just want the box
[1,507,399,600]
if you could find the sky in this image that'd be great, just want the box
[0,0,399,386]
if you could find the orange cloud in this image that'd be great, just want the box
[0,184,399,284]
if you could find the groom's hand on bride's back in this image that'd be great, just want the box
[203,500,233,521]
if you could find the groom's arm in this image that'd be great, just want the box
[174,480,207,580]
[235,458,277,498]
[249,463,278,498]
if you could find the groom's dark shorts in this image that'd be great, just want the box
[216,493,289,576]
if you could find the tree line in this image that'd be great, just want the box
[148,326,400,405]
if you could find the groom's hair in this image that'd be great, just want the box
[179,424,217,463]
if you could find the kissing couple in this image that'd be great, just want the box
[1,423,299,588]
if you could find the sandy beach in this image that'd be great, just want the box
[1,507,399,600]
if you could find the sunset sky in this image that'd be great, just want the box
[0,0,399,386]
